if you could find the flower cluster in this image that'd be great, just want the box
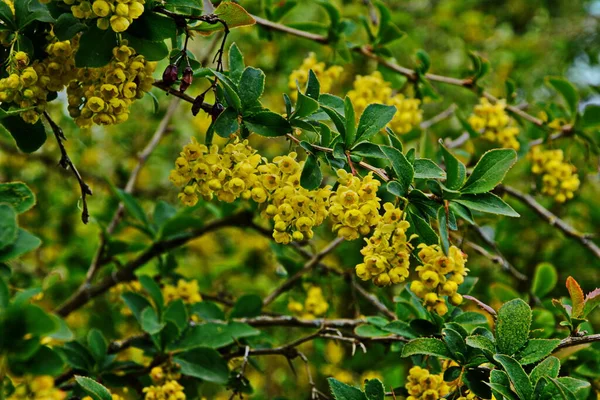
[288,52,343,99]
[143,380,186,400]
[468,97,520,150]
[162,279,203,305]
[347,71,423,134]
[288,286,329,319]
[67,43,156,127]
[528,146,580,203]
[404,366,451,400]
[51,0,145,32]
[8,376,66,400]
[355,203,415,286]
[410,245,468,315]
[329,170,381,240]
[150,366,181,384]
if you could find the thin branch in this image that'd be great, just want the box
[349,279,397,320]
[43,111,93,223]
[263,237,344,306]
[555,333,600,351]
[234,315,366,329]
[469,225,528,281]
[54,211,254,317]
[419,104,457,130]
[444,132,470,149]
[500,185,600,259]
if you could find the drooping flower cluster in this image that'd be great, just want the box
[528,146,580,203]
[410,244,468,315]
[67,43,156,127]
[329,170,381,241]
[8,376,66,400]
[48,0,145,32]
[347,71,423,134]
[288,52,343,99]
[355,203,415,286]
[405,366,451,400]
[288,286,329,319]
[143,380,186,400]
[468,97,520,150]
[162,279,203,305]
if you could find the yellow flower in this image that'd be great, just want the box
[528,146,579,203]
[468,97,520,150]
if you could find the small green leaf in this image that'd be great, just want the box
[364,379,385,400]
[443,328,467,361]
[139,275,164,313]
[192,301,225,321]
[354,324,391,338]
[321,106,346,140]
[327,378,367,400]
[121,35,168,61]
[344,97,357,147]
[355,104,397,143]
[401,338,452,359]
[171,322,259,351]
[517,339,560,365]
[414,159,446,179]
[141,307,165,334]
[583,288,600,317]
[0,229,42,262]
[496,299,532,355]
[75,376,113,400]
[406,211,438,246]
[230,294,262,318]
[380,145,414,194]
[1,115,47,153]
[190,2,255,35]
[546,77,579,117]
[437,207,450,255]
[164,299,188,332]
[352,142,386,159]
[465,335,495,356]
[293,91,320,119]
[441,145,466,190]
[382,320,417,338]
[0,182,36,214]
[114,188,149,227]
[494,354,533,400]
[125,11,176,41]
[75,25,117,68]
[305,69,320,100]
[300,154,322,190]
[87,329,107,363]
[121,292,152,323]
[461,149,517,194]
[453,193,519,217]
[531,263,558,299]
[243,111,291,137]
[0,204,17,251]
[529,356,560,386]
[213,71,242,111]
[566,276,585,318]
[213,107,240,138]
[239,67,265,108]
[581,104,600,128]
[174,347,229,384]
[228,43,245,83]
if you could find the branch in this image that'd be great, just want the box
[349,279,397,320]
[54,211,255,317]
[234,315,366,329]
[43,112,93,223]
[469,225,528,281]
[419,103,457,130]
[556,333,600,351]
[263,237,344,306]
[500,185,600,259]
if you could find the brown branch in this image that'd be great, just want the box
[54,211,254,317]
[555,333,600,351]
[419,104,457,130]
[500,185,600,259]
[349,279,397,320]
[235,315,366,329]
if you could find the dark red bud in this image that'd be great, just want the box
[162,64,178,85]
[211,102,224,122]
[179,66,193,93]
[191,93,206,116]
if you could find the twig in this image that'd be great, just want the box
[555,333,600,351]
[500,185,600,259]
[43,111,93,223]
[444,132,470,149]
[349,279,397,320]
[469,225,528,281]
[262,237,342,306]
[419,104,457,130]
[234,315,366,329]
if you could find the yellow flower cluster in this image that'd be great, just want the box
[150,366,181,384]
[109,280,143,315]
[83,395,122,400]
[329,170,381,241]
[287,286,329,319]
[355,203,415,286]
[347,71,423,134]
[405,366,451,400]
[410,245,468,316]
[162,279,202,305]
[8,376,66,400]
[0,38,77,123]
[528,146,580,203]
[50,0,145,32]
[143,380,186,400]
[288,52,343,99]
[170,139,331,244]
[67,44,156,127]
[468,97,520,150]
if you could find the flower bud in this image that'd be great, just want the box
[191,93,205,116]
[162,64,178,85]
[179,66,193,93]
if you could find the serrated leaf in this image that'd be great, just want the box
[441,145,466,190]
[401,338,452,359]
[243,111,291,137]
[228,43,245,83]
[380,145,413,194]
[546,77,579,116]
[530,356,560,386]
[494,354,533,400]
[213,107,239,138]
[174,347,229,384]
[355,103,397,143]
[327,378,367,400]
[583,287,600,317]
[496,299,532,355]
[300,154,322,190]
[465,335,495,354]
[453,193,519,217]
[414,159,446,179]
[191,2,255,35]
[75,376,113,400]
[213,71,242,111]
[364,379,384,400]
[461,149,517,194]
[0,204,17,251]
[517,339,560,365]
[239,67,265,108]
[293,91,320,119]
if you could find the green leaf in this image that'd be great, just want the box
[171,322,259,351]
[441,145,466,190]
[121,292,152,322]
[443,328,467,361]
[380,146,413,194]
[75,376,113,400]
[496,298,532,355]
[0,182,36,214]
[0,204,17,251]
[12,346,63,376]
[531,263,558,299]
[141,307,164,334]
[401,338,452,359]
[75,25,117,68]
[494,354,533,400]
[321,106,346,139]
[529,356,560,386]
[0,1,15,30]
[300,154,322,190]
[355,104,397,143]
[121,35,168,61]
[352,142,386,159]
[327,378,367,400]
[382,320,417,338]
[0,229,42,262]
[163,0,202,11]
[414,159,446,179]
[16,0,54,29]
[164,299,188,332]
[0,277,8,309]
[230,294,262,318]
[364,379,385,400]
[581,104,600,128]
[174,347,229,384]
[553,377,591,399]
[190,2,255,35]
[243,111,291,137]
[344,97,357,147]
[126,11,177,41]
[53,13,87,40]
[453,312,488,330]
[465,335,495,355]
[87,329,107,363]
[461,149,517,194]
[566,276,585,318]
[139,275,164,313]
[192,301,225,321]
[548,378,578,400]
[453,193,519,217]
[239,67,265,108]
[293,91,320,119]
[406,211,438,245]
[437,207,450,255]
[213,107,240,138]
[213,71,242,111]
[546,77,579,117]
[465,368,493,399]
[354,324,391,338]
[228,43,245,83]
[305,69,320,100]
[517,339,560,365]
[114,188,149,227]
[1,116,47,153]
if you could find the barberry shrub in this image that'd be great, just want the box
[1,1,600,400]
